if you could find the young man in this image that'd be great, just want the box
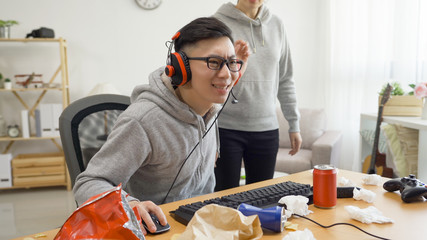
[73,17,249,234]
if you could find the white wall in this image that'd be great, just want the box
[0,0,322,154]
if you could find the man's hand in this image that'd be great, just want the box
[129,200,167,235]
[234,40,250,75]
[289,132,302,155]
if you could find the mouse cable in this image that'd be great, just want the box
[293,214,390,240]
[160,91,232,204]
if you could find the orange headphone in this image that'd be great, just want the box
[164,32,192,87]
[165,32,242,87]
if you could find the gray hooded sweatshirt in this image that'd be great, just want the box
[214,3,300,132]
[73,67,218,205]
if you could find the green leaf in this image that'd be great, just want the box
[0,20,19,27]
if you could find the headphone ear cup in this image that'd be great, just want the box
[166,52,192,86]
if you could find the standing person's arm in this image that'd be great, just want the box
[276,22,302,155]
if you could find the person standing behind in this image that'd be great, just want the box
[213,0,302,191]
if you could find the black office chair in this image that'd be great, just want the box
[59,94,130,188]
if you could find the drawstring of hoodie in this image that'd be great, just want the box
[197,118,204,159]
[161,94,231,204]
[215,120,220,158]
[249,18,265,53]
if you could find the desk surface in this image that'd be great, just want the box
[13,169,426,240]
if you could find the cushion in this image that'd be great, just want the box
[359,129,387,153]
[277,107,326,149]
[381,124,406,177]
[382,124,419,177]
[275,148,312,174]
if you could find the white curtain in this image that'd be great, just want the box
[318,0,427,170]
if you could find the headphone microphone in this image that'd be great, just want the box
[231,89,239,104]
[231,71,241,104]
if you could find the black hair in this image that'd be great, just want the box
[174,17,234,52]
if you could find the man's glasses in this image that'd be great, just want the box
[187,56,243,72]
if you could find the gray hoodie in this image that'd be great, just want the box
[214,3,300,132]
[73,67,219,205]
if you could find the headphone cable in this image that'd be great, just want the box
[161,91,232,204]
[293,214,390,240]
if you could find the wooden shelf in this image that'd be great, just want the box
[0,136,60,141]
[0,37,71,190]
[0,88,63,92]
[0,38,65,43]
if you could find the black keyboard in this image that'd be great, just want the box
[170,181,313,225]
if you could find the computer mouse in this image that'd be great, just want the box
[141,213,171,234]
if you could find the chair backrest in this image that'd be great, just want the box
[59,94,130,188]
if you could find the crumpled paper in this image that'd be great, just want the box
[175,204,263,240]
[362,174,382,186]
[353,188,376,203]
[344,206,394,224]
[282,228,316,240]
[338,177,355,187]
[278,195,313,217]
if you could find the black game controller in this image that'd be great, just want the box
[383,174,427,203]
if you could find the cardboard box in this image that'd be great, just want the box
[0,154,12,188]
[379,95,423,116]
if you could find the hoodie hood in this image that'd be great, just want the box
[130,67,222,157]
[131,67,199,126]
[131,67,220,125]
[214,2,272,53]
[215,2,272,25]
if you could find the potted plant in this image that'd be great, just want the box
[379,82,423,116]
[4,78,12,90]
[0,20,19,38]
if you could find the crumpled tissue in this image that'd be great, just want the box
[362,174,382,186]
[344,206,394,224]
[175,204,263,240]
[282,228,316,240]
[353,187,376,203]
[278,195,313,217]
[338,177,355,187]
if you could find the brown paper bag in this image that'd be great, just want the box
[175,204,263,240]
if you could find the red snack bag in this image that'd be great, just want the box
[55,184,144,239]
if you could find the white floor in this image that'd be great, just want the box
[0,187,76,240]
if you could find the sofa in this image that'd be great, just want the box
[275,107,342,174]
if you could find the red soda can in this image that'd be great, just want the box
[313,164,337,208]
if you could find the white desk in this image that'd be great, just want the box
[360,113,427,182]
